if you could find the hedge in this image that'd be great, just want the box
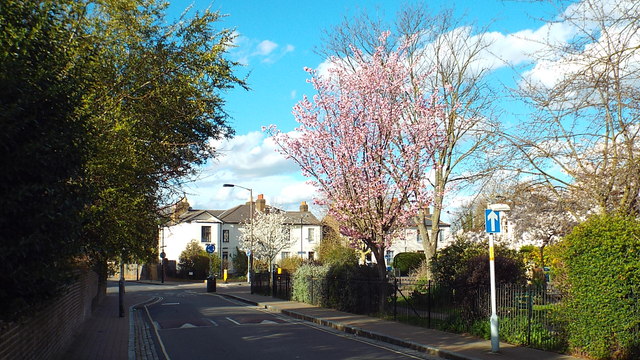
[393,252,425,275]
[560,214,640,360]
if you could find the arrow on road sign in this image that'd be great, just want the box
[206,244,216,253]
[485,210,501,233]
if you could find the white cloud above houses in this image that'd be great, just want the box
[182,0,640,226]
[183,130,319,215]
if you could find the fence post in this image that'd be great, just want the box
[272,271,277,298]
[527,285,533,346]
[393,278,398,320]
[427,280,432,328]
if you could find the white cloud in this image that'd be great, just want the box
[229,33,295,65]
[183,131,320,215]
[256,40,278,55]
[517,0,640,89]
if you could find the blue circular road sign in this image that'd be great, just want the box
[206,244,215,253]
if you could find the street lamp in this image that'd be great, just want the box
[486,202,510,353]
[223,183,253,283]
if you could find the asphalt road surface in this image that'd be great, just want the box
[139,284,437,360]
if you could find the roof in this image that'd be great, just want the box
[176,210,222,224]
[174,201,321,226]
[282,210,322,226]
[421,216,450,228]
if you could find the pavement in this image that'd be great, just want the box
[63,281,151,360]
[62,280,584,360]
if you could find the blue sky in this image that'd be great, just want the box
[165,0,575,217]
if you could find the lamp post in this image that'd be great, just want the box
[486,202,511,353]
[223,183,253,283]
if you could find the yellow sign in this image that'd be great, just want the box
[489,246,495,261]
[223,269,228,282]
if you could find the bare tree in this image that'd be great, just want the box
[506,182,581,264]
[507,0,640,216]
[318,5,501,265]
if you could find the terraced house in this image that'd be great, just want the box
[159,196,322,274]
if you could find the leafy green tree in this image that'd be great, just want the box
[178,240,219,279]
[0,0,91,321]
[80,0,246,276]
[0,0,245,319]
[559,214,640,360]
[231,247,248,276]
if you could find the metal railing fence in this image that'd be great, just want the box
[391,278,567,351]
[261,273,639,354]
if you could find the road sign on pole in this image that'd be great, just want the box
[206,244,216,254]
[485,206,504,353]
[485,210,501,233]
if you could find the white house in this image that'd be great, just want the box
[159,196,323,274]
[369,213,453,268]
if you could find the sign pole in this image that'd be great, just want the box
[489,232,499,352]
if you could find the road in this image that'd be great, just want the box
[137,283,436,360]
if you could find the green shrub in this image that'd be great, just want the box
[500,315,562,350]
[279,256,304,273]
[292,263,390,314]
[393,252,425,275]
[178,240,219,279]
[317,238,358,266]
[430,237,522,286]
[324,264,389,314]
[231,247,247,276]
[559,214,640,360]
[291,263,330,304]
[428,238,526,322]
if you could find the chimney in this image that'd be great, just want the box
[300,201,309,212]
[172,197,190,222]
[256,194,266,212]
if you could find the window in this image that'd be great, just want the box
[308,251,315,260]
[416,231,422,243]
[222,229,229,243]
[307,227,315,242]
[281,251,290,259]
[201,226,211,242]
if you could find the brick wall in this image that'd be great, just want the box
[0,270,100,360]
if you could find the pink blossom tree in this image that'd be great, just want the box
[267,32,446,279]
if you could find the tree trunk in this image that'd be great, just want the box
[372,246,388,314]
[415,209,436,262]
